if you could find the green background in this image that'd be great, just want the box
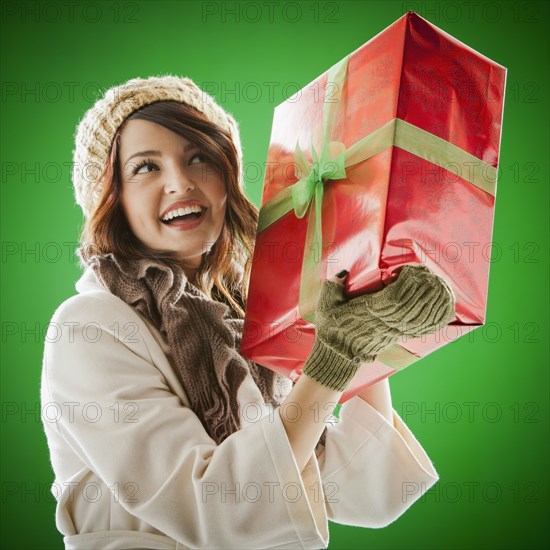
[1,0,549,548]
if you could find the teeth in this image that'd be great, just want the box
[162,205,203,221]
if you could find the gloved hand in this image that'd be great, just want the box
[302,264,456,391]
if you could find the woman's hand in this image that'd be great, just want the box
[302,263,456,391]
[281,264,456,472]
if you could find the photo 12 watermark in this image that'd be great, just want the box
[201,479,339,504]
[402,480,540,504]
[1,1,140,24]
[201,1,340,24]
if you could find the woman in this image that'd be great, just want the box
[40,74,456,549]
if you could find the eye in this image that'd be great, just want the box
[132,158,159,175]
[189,152,208,165]
[129,153,207,176]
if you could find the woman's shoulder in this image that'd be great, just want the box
[43,269,190,404]
[45,269,164,365]
[49,267,151,339]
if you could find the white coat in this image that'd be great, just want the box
[40,267,440,549]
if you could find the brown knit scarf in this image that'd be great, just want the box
[76,247,297,446]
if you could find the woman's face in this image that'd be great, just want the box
[118,119,227,274]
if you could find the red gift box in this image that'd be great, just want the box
[240,11,507,403]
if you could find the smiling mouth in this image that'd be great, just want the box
[160,207,207,228]
[160,207,207,225]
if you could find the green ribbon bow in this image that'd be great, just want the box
[256,54,497,370]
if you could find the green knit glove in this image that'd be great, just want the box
[302,264,456,391]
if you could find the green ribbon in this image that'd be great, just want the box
[257,54,497,370]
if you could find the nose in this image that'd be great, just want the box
[164,165,196,194]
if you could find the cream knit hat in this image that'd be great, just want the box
[72,74,243,219]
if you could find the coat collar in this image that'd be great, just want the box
[75,267,107,295]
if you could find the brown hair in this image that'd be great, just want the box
[77,101,259,318]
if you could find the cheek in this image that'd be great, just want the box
[119,194,130,222]
[121,194,143,233]
[215,196,228,224]
[121,188,156,227]
[214,181,228,212]
[120,192,134,222]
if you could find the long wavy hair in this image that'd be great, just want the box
[77,101,259,318]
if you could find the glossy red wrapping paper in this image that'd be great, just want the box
[240,11,507,403]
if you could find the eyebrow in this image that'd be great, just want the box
[123,143,200,166]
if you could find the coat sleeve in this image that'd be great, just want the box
[314,393,440,528]
[42,294,329,549]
